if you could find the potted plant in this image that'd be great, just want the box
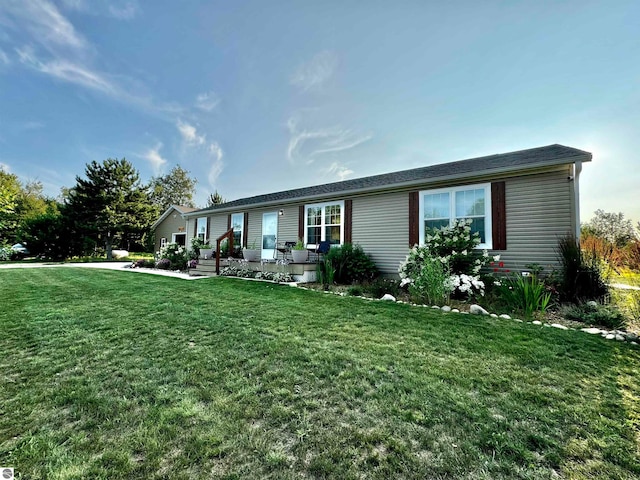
[291,238,308,263]
[242,238,260,262]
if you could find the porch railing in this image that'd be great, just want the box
[215,228,234,275]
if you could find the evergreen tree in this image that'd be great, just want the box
[206,190,225,207]
[67,158,156,259]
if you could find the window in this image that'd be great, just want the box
[304,201,344,247]
[231,213,244,248]
[419,183,492,248]
[196,217,207,241]
[160,237,167,248]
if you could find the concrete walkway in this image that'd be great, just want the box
[0,261,209,280]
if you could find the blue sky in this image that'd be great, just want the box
[0,1,638,224]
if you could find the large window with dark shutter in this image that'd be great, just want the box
[418,183,493,249]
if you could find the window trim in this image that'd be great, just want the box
[304,200,345,248]
[196,217,208,242]
[230,212,244,248]
[418,183,493,249]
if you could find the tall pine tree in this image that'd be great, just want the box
[67,158,155,259]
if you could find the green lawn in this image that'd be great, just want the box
[0,269,639,479]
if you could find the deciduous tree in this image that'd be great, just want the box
[149,165,197,212]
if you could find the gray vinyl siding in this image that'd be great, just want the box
[351,192,409,274]
[209,214,229,243]
[247,208,296,247]
[154,210,188,252]
[496,167,574,272]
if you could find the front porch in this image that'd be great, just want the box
[189,258,318,282]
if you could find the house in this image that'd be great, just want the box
[182,144,591,275]
[151,204,197,252]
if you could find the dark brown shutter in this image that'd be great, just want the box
[193,217,198,238]
[242,213,249,248]
[344,199,352,244]
[491,182,507,250]
[408,191,419,246]
[298,205,305,240]
[206,217,211,242]
[227,214,231,231]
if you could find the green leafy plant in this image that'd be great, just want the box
[557,234,609,303]
[189,237,211,260]
[408,256,449,305]
[293,238,306,250]
[497,273,552,318]
[563,302,626,330]
[362,278,402,298]
[156,242,188,270]
[324,243,377,284]
[316,259,336,289]
[399,219,494,299]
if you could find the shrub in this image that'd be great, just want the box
[496,273,552,318]
[409,256,449,305]
[0,244,12,261]
[347,285,364,296]
[156,258,171,270]
[557,235,608,303]
[362,278,401,299]
[563,302,626,330]
[156,242,188,270]
[399,219,495,299]
[324,243,377,284]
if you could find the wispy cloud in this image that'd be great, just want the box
[207,142,224,188]
[2,0,87,52]
[326,162,354,181]
[290,51,338,92]
[177,120,206,146]
[0,48,10,65]
[286,116,372,165]
[0,162,10,172]
[108,2,139,20]
[143,142,167,174]
[60,0,140,20]
[195,91,220,112]
[3,1,177,118]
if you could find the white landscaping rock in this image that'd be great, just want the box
[551,323,569,330]
[532,321,542,325]
[432,305,441,309]
[605,334,615,340]
[380,294,396,302]
[581,327,602,334]
[490,313,498,318]
[469,304,489,315]
[499,314,512,320]
[586,300,598,308]
[451,309,460,313]
[615,334,626,341]
[111,249,129,259]
[441,306,452,312]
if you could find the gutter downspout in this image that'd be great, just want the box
[573,161,583,241]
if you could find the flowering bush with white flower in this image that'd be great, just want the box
[156,242,188,270]
[399,219,497,298]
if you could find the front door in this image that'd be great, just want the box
[262,212,277,260]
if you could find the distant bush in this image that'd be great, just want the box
[0,244,12,261]
[325,243,377,284]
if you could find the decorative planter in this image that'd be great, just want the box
[200,248,214,259]
[291,249,309,263]
[242,248,260,262]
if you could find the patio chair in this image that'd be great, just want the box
[314,241,331,263]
